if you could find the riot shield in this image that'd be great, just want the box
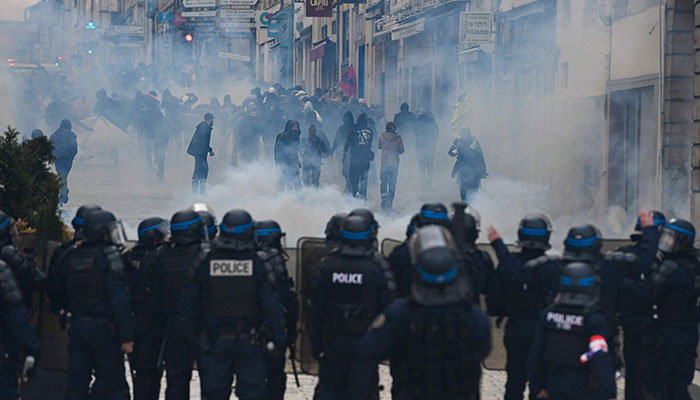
[381,238,402,259]
[296,237,334,375]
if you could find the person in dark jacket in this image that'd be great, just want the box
[378,121,404,209]
[50,119,78,205]
[449,128,487,203]
[274,120,302,192]
[392,103,415,139]
[332,111,355,193]
[344,113,375,200]
[30,129,44,139]
[414,110,439,191]
[302,124,329,188]
[187,113,215,195]
[233,103,261,167]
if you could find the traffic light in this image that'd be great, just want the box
[55,56,62,66]
[184,33,193,42]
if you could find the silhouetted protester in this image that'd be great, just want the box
[139,91,164,171]
[378,121,404,209]
[274,120,302,192]
[302,124,329,188]
[392,102,416,140]
[30,129,44,139]
[187,113,215,195]
[50,119,78,205]
[344,113,375,200]
[233,103,261,166]
[448,128,487,203]
[332,111,355,193]
[415,110,439,191]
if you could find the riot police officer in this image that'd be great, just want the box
[325,213,348,248]
[0,210,45,307]
[638,218,700,399]
[155,209,208,400]
[528,262,616,399]
[617,210,664,400]
[486,215,559,400]
[313,216,393,400]
[47,210,134,399]
[388,203,449,298]
[255,220,299,400]
[123,217,169,400]
[448,203,495,298]
[0,259,40,399]
[192,203,218,241]
[359,225,491,400]
[180,210,286,400]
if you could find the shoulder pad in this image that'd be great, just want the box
[603,251,637,264]
[0,263,22,305]
[256,250,272,263]
[524,255,559,269]
[104,246,125,274]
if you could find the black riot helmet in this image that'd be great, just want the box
[631,210,666,241]
[0,210,18,247]
[340,216,374,249]
[517,214,552,250]
[555,262,600,310]
[408,225,471,306]
[406,214,420,238]
[349,208,379,237]
[325,213,348,244]
[220,209,255,241]
[658,218,696,254]
[83,210,124,245]
[417,202,450,227]
[170,209,203,245]
[137,217,169,244]
[190,203,217,240]
[72,204,102,231]
[563,224,602,260]
[255,220,286,250]
[448,203,480,249]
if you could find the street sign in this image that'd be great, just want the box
[188,20,217,28]
[182,10,217,17]
[306,0,333,17]
[220,31,255,38]
[219,9,256,18]
[460,12,492,44]
[218,51,251,62]
[220,22,256,28]
[161,40,171,49]
[108,25,145,35]
[183,0,216,6]
[258,11,273,28]
[220,0,258,5]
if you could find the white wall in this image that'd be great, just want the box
[610,6,661,80]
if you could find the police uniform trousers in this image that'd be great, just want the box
[545,368,597,400]
[0,336,21,400]
[620,316,650,400]
[314,336,378,400]
[504,318,538,400]
[265,350,287,400]
[639,325,698,400]
[129,316,164,400]
[163,318,195,400]
[66,318,130,400]
[198,336,266,400]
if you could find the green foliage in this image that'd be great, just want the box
[0,126,64,241]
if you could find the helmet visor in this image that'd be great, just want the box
[107,220,127,246]
[658,227,681,254]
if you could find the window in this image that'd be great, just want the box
[322,25,328,39]
[332,20,337,35]
[342,10,349,61]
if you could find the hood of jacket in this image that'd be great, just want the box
[381,131,402,142]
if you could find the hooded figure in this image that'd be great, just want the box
[344,113,375,200]
[378,121,404,209]
[274,120,302,191]
[414,110,439,191]
[448,128,487,203]
[301,124,330,188]
[50,119,78,204]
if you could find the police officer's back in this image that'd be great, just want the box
[155,209,208,400]
[313,216,392,400]
[0,259,40,398]
[360,225,491,400]
[123,217,169,400]
[448,204,495,298]
[48,210,134,399]
[528,262,616,400]
[180,210,285,400]
[638,218,700,399]
[255,220,299,400]
[0,210,45,308]
[487,215,559,400]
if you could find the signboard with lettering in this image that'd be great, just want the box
[219,9,256,18]
[218,51,252,62]
[306,0,333,17]
[460,12,491,44]
[220,21,256,28]
[182,10,217,18]
[220,0,258,5]
[183,0,216,6]
[108,25,145,35]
